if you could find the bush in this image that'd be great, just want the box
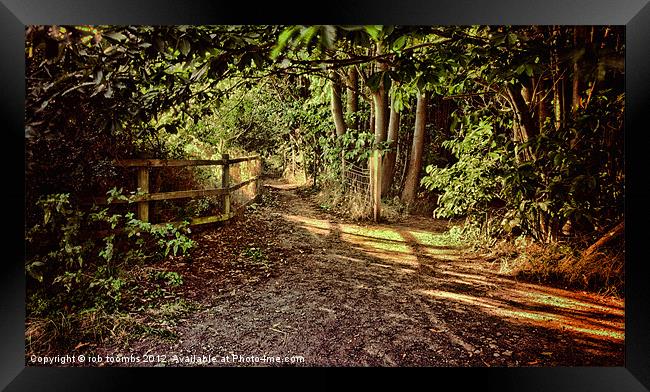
[25,190,195,354]
[490,235,623,296]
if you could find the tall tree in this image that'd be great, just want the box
[571,26,587,113]
[401,91,427,203]
[505,82,538,161]
[346,67,359,130]
[330,70,347,137]
[372,42,389,145]
[381,90,400,194]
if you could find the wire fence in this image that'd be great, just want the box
[342,158,372,205]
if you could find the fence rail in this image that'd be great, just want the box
[95,154,261,226]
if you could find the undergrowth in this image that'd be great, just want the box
[452,221,625,297]
[314,179,408,222]
[25,190,197,359]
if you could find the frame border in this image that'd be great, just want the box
[3,1,648,390]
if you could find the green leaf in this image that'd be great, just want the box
[319,25,337,49]
[364,25,382,41]
[179,39,191,56]
[271,26,299,59]
[392,35,407,51]
[104,32,127,42]
[525,64,534,77]
[190,61,210,81]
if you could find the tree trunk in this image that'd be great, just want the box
[583,220,624,258]
[372,42,388,145]
[369,100,375,135]
[346,67,358,130]
[372,89,388,144]
[553,57,562,131]
[506,83,538,161]
[538,77,551,131]
[401,91,427,203]
[330,71,347,137]
[381,95,400,194]
[571,26,587,113]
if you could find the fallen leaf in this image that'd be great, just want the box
[74,342,90,350]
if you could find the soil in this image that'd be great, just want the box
[92,179,624,367]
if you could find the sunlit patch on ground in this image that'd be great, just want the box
[281,214,332,236]
[281,207,624,345]
[340,225,405,243]
[523,291,624,316]
[408,230,459,248]
[419,279,624,342]
[338,224,419,265]
[352,247,419,267]
[435,269,501,287]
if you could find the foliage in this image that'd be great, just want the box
[422,116,508,219]
[153,271,184,287]
[26,191,194,316]
[25,25,284,226]
[418,26,624,244]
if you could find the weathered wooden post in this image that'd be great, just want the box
[255,157,261,199]
[373,149,382,222]
[222,154,231,219]
[137,167,149,222]
[341,150,346,192]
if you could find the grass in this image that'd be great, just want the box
[340,225,411,253]
[409,229,463,248]
[26,265,197,359]
[491,236,624,296]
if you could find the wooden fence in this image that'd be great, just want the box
[92,154,261,226]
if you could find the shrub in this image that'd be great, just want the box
[25,190,195,354]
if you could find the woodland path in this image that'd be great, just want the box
[100,180,624,367]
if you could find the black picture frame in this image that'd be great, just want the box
[2,0,648,390]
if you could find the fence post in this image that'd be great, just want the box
[222,154,231,219]
[137,167,149,222]
[341,151,346,192]
[373,149,382,222]
[255,157,261,199]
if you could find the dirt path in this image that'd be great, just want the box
[98,182,624,367]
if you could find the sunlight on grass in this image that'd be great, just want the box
[342,234,411,254]
[502,309,555,322]
[524,292,624,316]
[409,230,459,247]
[564,326,624,340]
[419,288,624,341]
[340,224,404,242]
[365,240,411,253]
[340,224,412,257]
[282,214,331,229]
